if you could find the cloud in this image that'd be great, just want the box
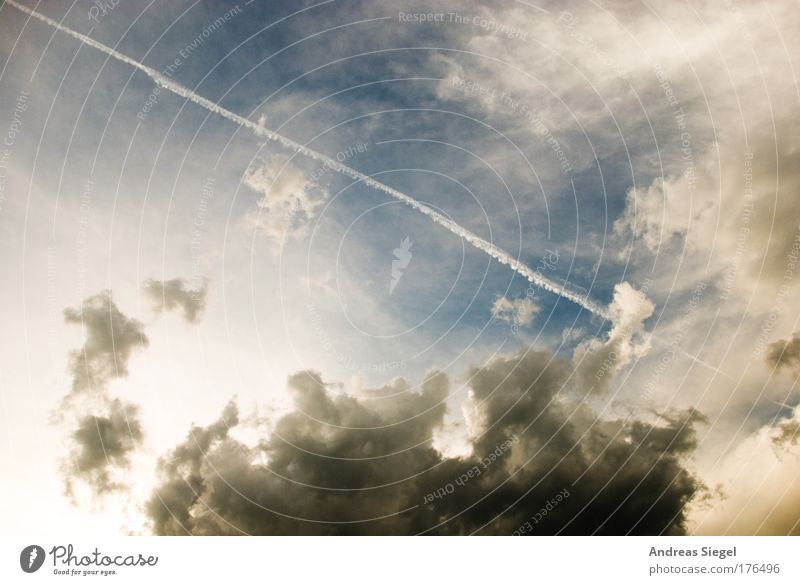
[573,282,655,393]
[63,399,144,498]
[613,176,697,254]
[243,155,327,249]
[491,296,539,329]
[59,291,149,499]
[145,399,239,535]
[771,417,800,450]
[63,291,149,396]
[613,110,800,307]
[766,332,800,376]
[677,302,800,536]
[146,371,449,535]
[764,334,800,449]
[142,278,208,324]
[461,350,704,536]
[693,409,800,535]
[422,0,800,311]
[145,350,704,535]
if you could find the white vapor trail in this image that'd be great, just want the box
[6,0,610,318]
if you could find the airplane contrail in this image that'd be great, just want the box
[5,0,610,319]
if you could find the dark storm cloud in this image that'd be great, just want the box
[63,291,149,396]
[64,399,144,497]
[145,399,238,534]
[142,278,208,324]
[146,372,450,535]
[146,351,705,535]
[766,332,800,376]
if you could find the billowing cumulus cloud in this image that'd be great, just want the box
[146,371,449,535]
[63,291,149,397]
[146,399,239,534]
[64,399,144,498]
[145,351,704,535]
[142,277,208,324]
[573,282,655,393]
[766,332,800,376]
[3,0,797,541]
[59,291,149,498]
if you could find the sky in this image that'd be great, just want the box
[0,0,798,535]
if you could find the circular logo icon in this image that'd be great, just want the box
[20,545,45,573]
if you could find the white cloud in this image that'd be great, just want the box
[243,155,327,249]
[491,295,539,328]
[574,282,655,393]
